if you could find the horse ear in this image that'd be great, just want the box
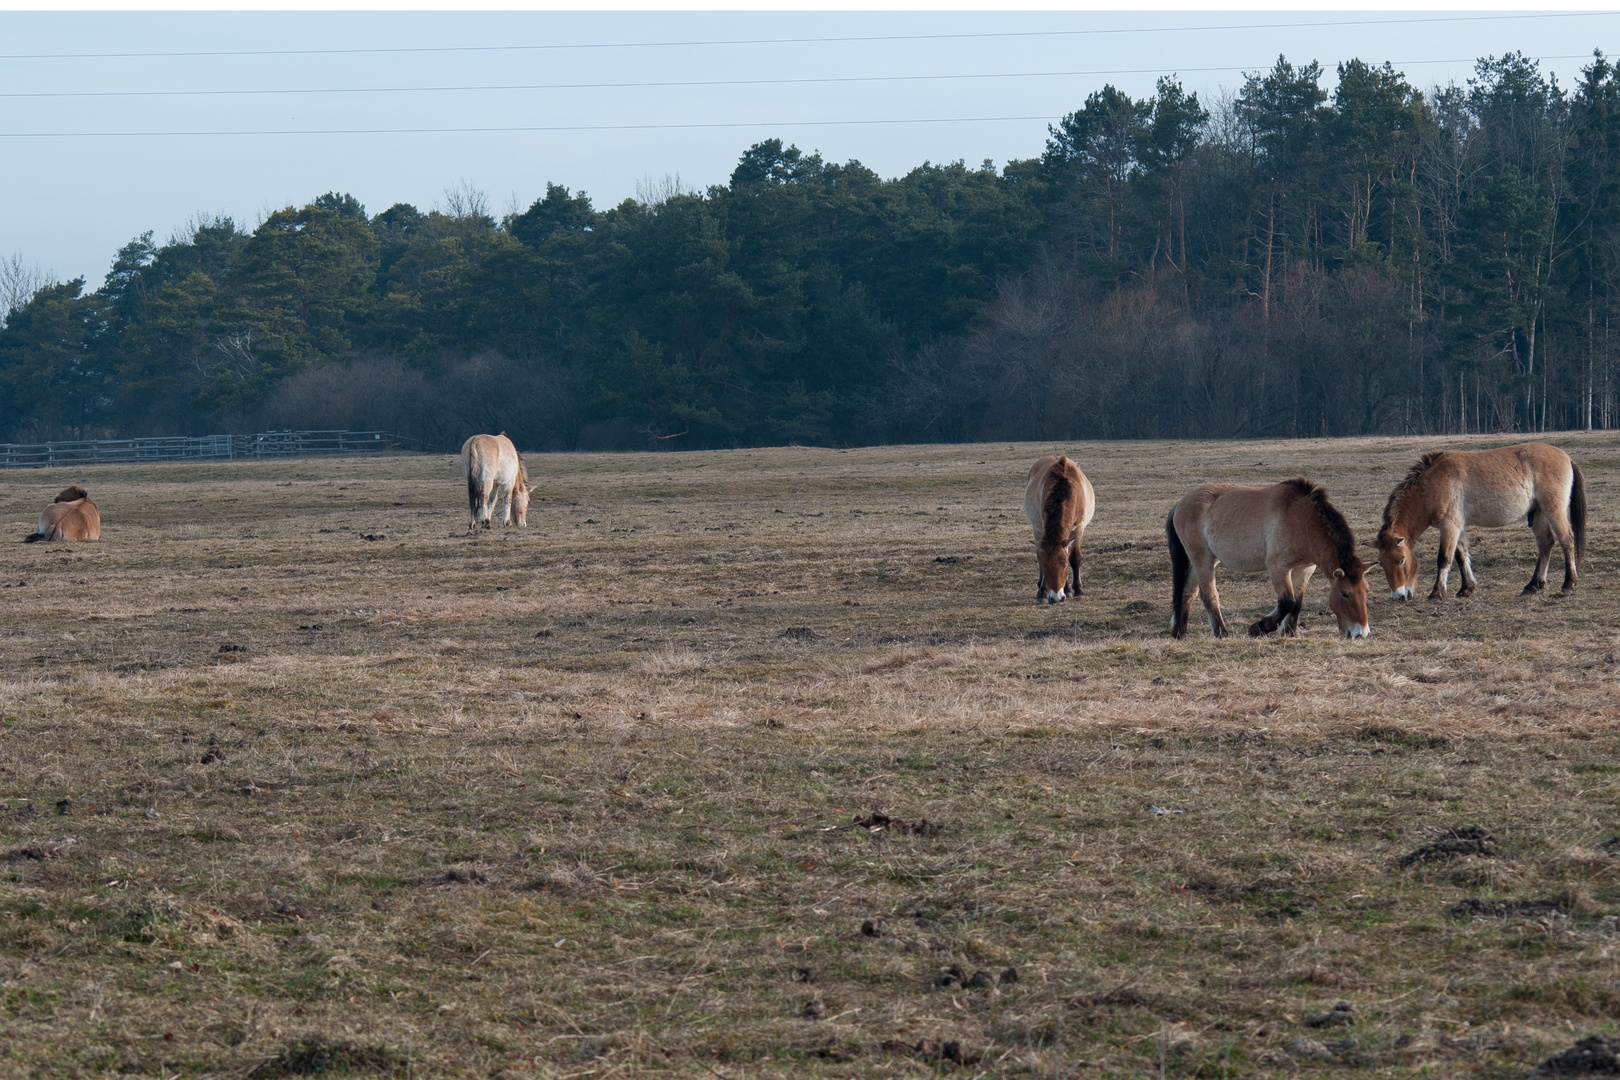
[1332,568,1345,580]
[1394,536,1407,548]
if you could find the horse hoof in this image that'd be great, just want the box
[1521,584,1544,596]
[1248,623,1267,638]
[1456,587,1475,599]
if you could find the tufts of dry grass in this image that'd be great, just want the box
[0,435,1618,1077]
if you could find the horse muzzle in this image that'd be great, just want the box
[1389,586,1412,601]
[1044,590,1066,605]
[1342,623,1370,640]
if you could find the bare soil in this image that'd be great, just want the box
[0,434,1618,1078]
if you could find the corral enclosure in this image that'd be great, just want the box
[1,435,1618,1078]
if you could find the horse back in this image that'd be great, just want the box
[39,498,98,541]
[1024,456,1091,545]
[1446,443,1567,528]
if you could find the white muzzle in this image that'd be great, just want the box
[1342,623,1370,640]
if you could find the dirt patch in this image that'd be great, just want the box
[1534,1036,1620,1075]
[1399,826,1501,867]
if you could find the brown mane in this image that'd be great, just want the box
[54,485,88,503]
[1378,452,1443,544]
[1041,459,1074,549]
[1283,477,1364,578]
[515,455,528,493]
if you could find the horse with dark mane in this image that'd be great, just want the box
[460,433,529,530]
[1022,455,1095,604]
[23,485,100,542]
[1375,443,1585,600]
[1167,478,1369,639]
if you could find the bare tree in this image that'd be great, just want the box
[636,173,690,209]
[0,252,54,327]
[439,180,491,222]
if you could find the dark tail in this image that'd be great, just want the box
[1166,508,1191,637]
[21,532,42,543]
[466,472,481,522]
[1571,462,1587,563]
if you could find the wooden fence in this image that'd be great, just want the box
[0,431,416,469]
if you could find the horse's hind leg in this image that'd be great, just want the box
[1523,511,1554,595]
[1455,532,1478,598]
[1196,563,1229,638]
[1548,504,1578,593]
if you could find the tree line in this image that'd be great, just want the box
[4,51,1620,449]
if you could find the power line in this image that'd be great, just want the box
[0,115,1064,139]
[0,11,1614,62]
[0,54,1600,102]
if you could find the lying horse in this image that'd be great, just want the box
[1168,478,1369,639]
[1023,455,1095,604]
[1376,442,1585,600]
[461,432,529,530]
[24,485,100,542]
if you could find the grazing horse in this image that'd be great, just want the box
[461,433,530,530]
[1023,455,1096,604]
[1376,443,1586,601]
[23,485,100,542]
[1168,478,1369,640]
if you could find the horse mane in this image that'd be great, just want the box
[1284,477,1364,578]
[1378,452,1443,543]
[1041,458,1074,549]
[54,485,87,503]
[515,454,529,492]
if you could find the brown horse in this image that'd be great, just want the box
[461,432,529,530]
[1375,442,1586,600]
[1168,478,1370,639]
[1023,455,1096,604]
[23,485,100,542]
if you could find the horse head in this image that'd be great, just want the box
[1375,529,1415,600]
[1035,541,1069,604]
[1327,564,1371,639]
[511,483,530,527]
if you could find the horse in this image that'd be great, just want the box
[23,485,100,542]
[1023,455,1096,604]
[1375,442,1586,601]
[460,433,530,530]
[1167,478,1370,640]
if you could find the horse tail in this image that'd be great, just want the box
[1167,508,1191,634]
[1571,461,1587,563]
[21,532,42,543]
[466,471,481,520]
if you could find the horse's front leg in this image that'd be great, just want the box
[1523,512,1554,595]
[1066,535,1082,598]
[1429,523,1461,600]
[1251,568,1297,637]
[1279,566,1312,636]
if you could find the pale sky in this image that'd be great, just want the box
[3,9,1617,288]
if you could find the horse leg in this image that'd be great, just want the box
[1196,559,1229,638]
[1550,506,1579,593]
[1251,567,1296,637]
[1429,523,1460,600]
[1523,511,1554,595]
[496,480,513,527]
[1066,536,1082,598]
[1455,531,1478,598]
[1279,566,1312,636]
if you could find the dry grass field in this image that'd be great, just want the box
[1,434,1619,1079]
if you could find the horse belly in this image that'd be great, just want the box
[1205,531,1269,574]
[1462,484,1534,529]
